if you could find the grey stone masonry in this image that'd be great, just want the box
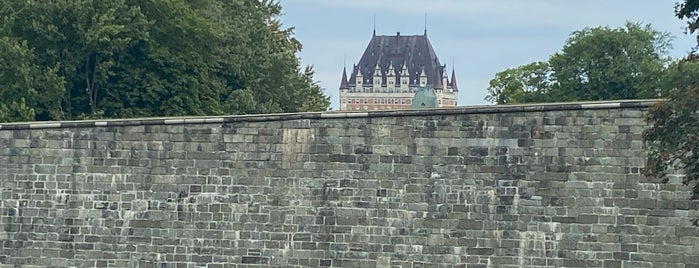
[1,99,698,267]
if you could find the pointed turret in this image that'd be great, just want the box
[340,67,349,89]
[435,65,445,90]
[450,69,458,91]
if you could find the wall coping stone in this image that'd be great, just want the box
[0,99,662,130]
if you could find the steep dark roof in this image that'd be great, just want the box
[349,32,445,87]
[450,69,458,91]
[339,67,349,89]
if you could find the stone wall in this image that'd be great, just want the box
[0,100,698,267]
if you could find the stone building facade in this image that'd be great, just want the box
[339,30,458,111]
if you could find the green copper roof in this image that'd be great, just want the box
[411,87,438,109]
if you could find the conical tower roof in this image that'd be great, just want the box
[340,67,349,89]
[450,69,458,91]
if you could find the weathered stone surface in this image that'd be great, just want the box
[0,100,697,267]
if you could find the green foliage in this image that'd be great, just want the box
[642,1,699,201]
[0,0,329,122]
[486,22,672,104]
[0,98,35,123]
[676,0,699,47]
[0,37,64,121]
[643,57,699,198]
[485,62,553,104]
[294,67,332,113]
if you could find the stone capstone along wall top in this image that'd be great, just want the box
[0,100,656,130]
[1,99,698,267]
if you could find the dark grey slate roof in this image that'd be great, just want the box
[340,67,349,89]
[450,69,458,91]
[348,32,445,87]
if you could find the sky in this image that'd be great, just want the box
[279,0,697,110]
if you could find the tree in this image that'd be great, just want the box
[643,57,699,199]
[486,62,553,104]
[297,66,332,112]
[676,0,699,48]
[0,0,330,122]
[98,0,225,118]
[212,0,329,114]
[642,1,699,199]
[551,23,671,100]
[0,37,64,122]
[486,22,672,104]
[0,0,150,118]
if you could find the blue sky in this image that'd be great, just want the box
[280,0,697,110]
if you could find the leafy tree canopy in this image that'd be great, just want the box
[643,1,699,199]
[486,22,672,104]
[0,0,329,122]
[676,0,699,48]
[643,57,699,199]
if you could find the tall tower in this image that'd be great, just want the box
[338,31,458,111]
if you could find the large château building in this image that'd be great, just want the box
[339,30,458,110]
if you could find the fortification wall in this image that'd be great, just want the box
[0,100,698,267]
